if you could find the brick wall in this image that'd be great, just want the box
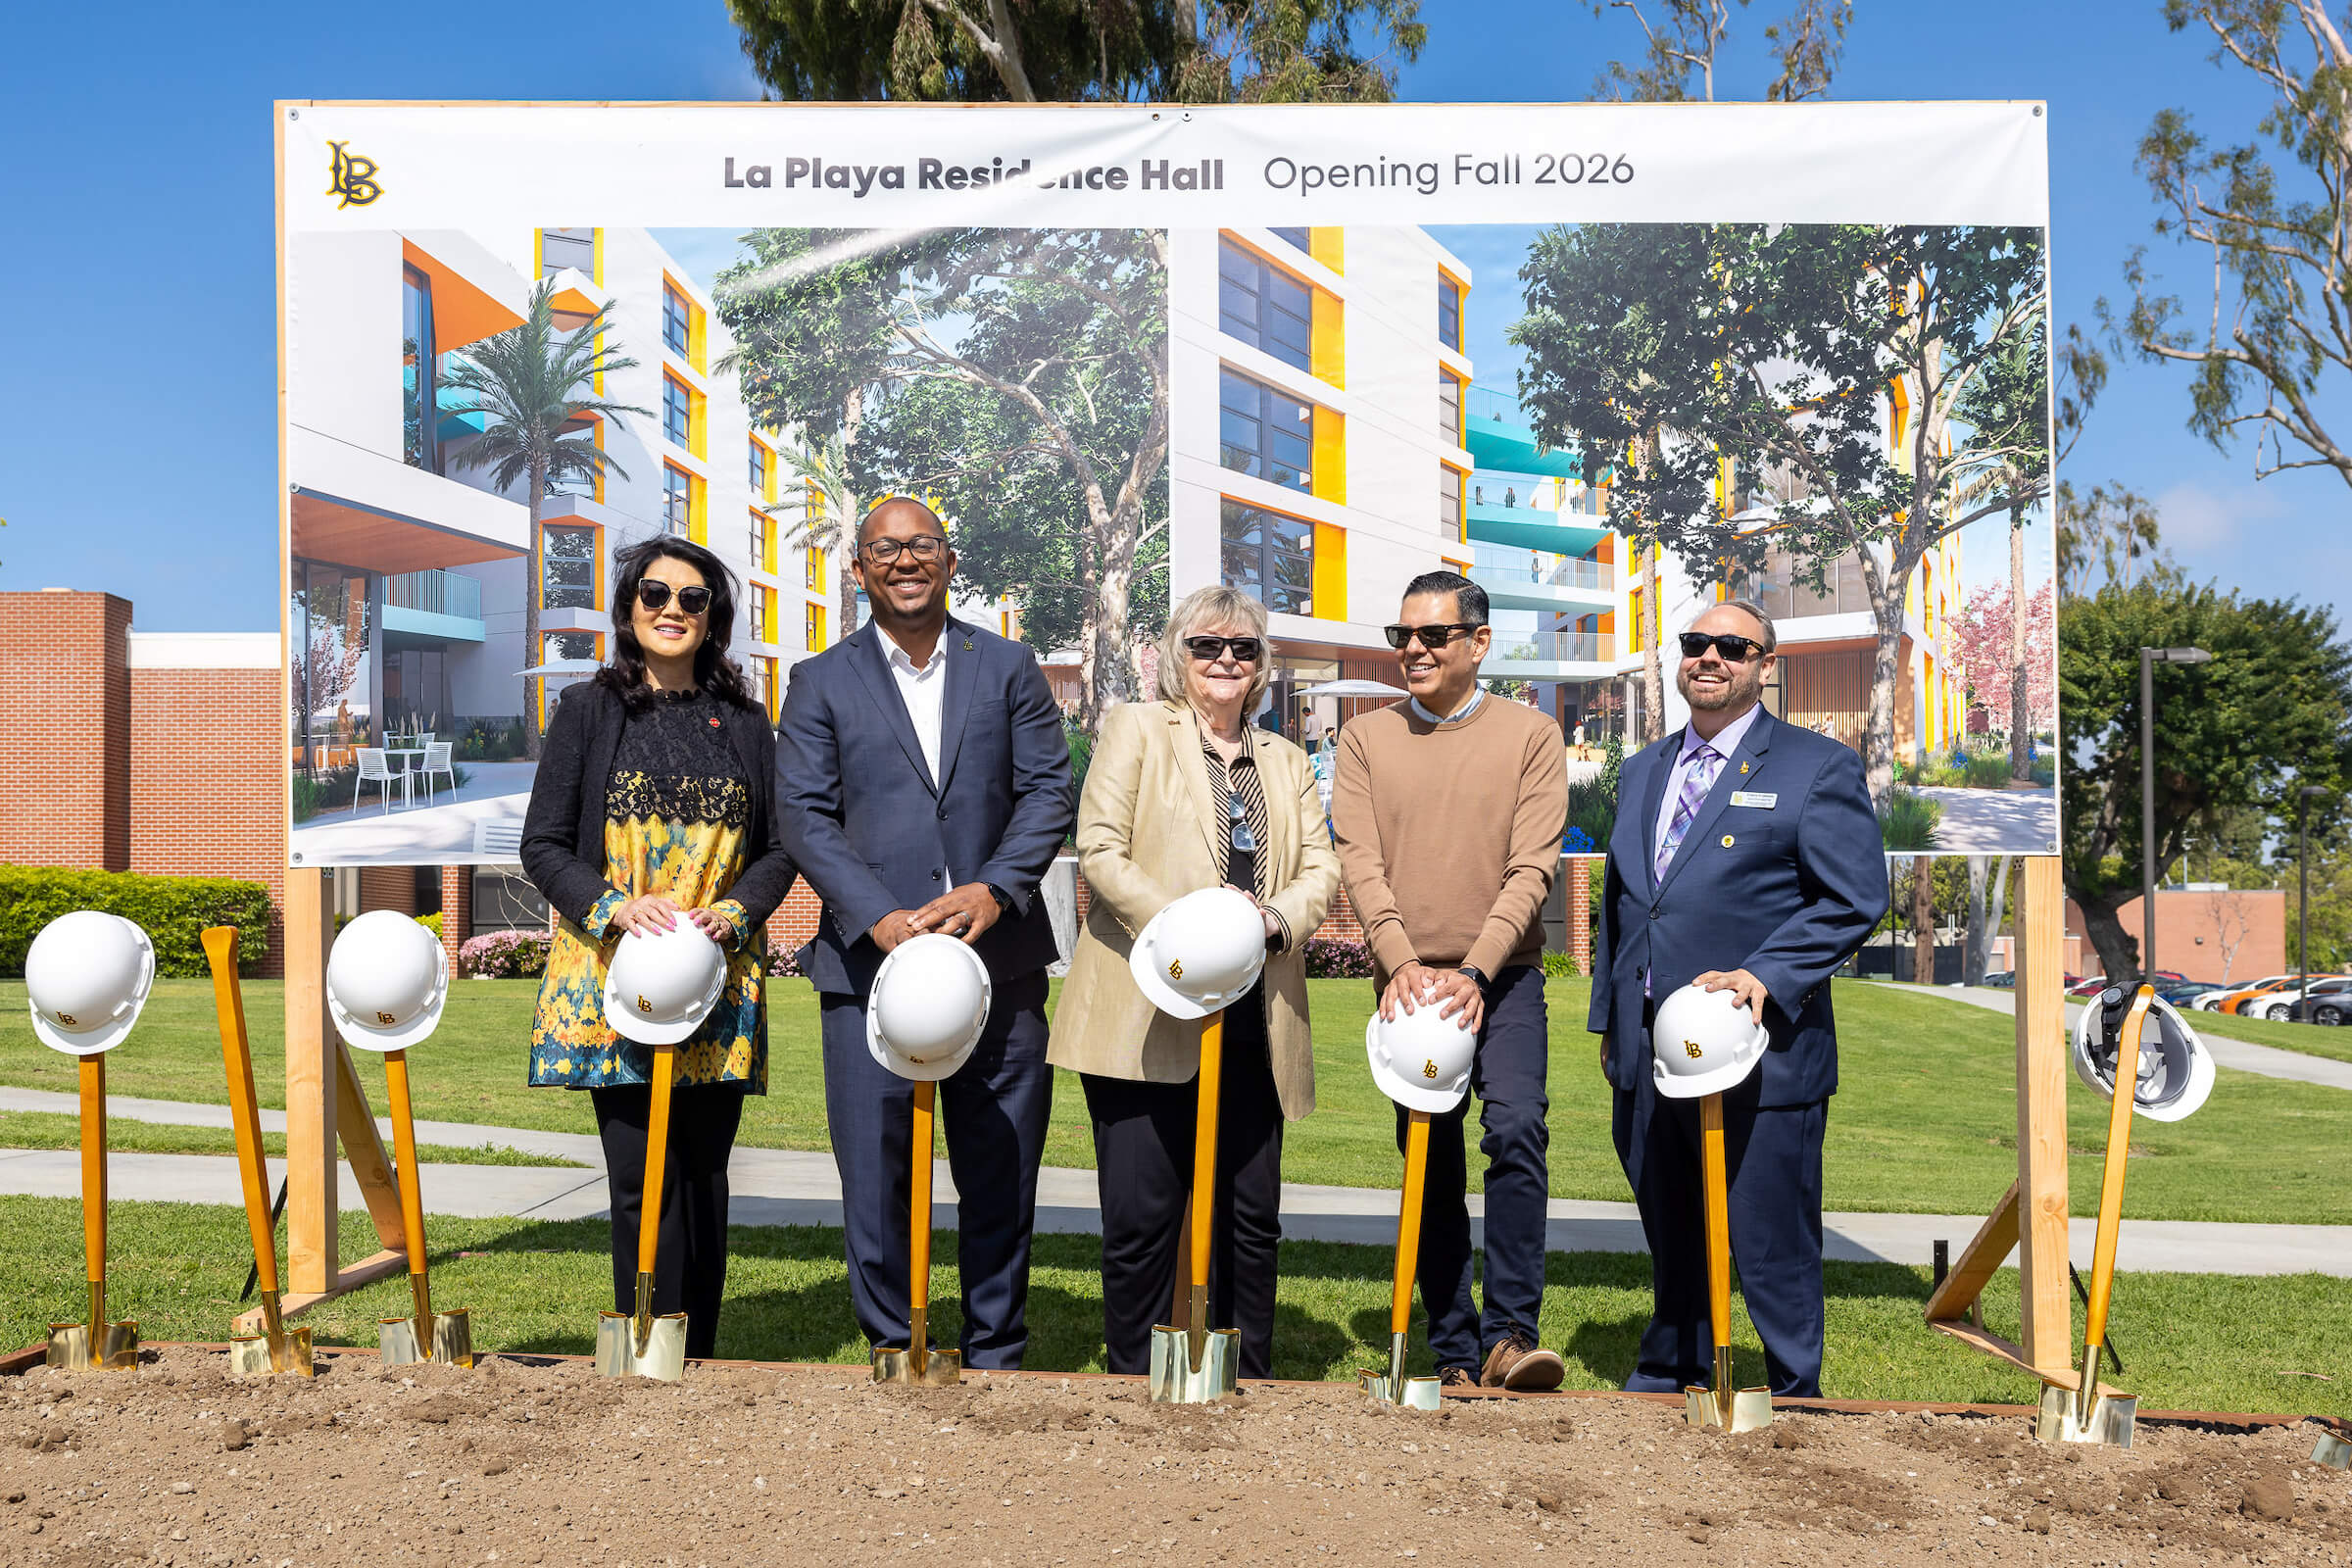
[439,867,472,970]
[0,591,131,870]
[126,662,286,975]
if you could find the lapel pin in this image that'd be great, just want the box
[962,638,973,651]
[1720,834,1735,848]
[1740,760,1750,774]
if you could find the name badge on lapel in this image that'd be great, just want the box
[1729,791,1778,808]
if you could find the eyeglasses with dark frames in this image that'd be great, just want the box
[1383,622,1479,651]
[636,581,712,616]
[857,535,949,565]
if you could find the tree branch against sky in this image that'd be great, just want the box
[2123,0,2352,489]
[1587,0,1848,102]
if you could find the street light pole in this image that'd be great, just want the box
[2299,784,2329,1020]
[2138,646,2213,981]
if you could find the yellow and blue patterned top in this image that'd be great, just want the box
[527,689,767,1092]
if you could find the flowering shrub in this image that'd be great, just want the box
[1301,937,1375,979]
[1560,825,1596,854]
[458,929,552,979]
[765,947,805,979]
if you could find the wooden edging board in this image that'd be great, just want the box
[8,1341,2341,1439]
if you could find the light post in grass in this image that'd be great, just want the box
[2298,784,2330,1021]
[2139,646,2212,982]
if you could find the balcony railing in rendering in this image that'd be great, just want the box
[384,568,484,621]
[1470,546,1613,592]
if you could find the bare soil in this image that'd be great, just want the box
[3,1348,2346,1567]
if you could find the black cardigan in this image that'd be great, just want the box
[519,679,797,938]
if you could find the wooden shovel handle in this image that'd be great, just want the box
[79,1054,106,1288]
[1701,1093,1732,1355]
[637,1045,676,1281]
[908,1080,936,1312]
[1391,1109,1431,1339]
[1188,1011,1224,1292]
[384,1051,429,1286]
[2083,986,2154,1355]
[202,926,279,1296]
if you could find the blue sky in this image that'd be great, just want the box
[0,0,2334,628]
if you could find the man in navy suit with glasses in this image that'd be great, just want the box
[1590,599,1886,1398]
[775,496,1073,1370]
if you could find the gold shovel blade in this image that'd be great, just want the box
[1148,1324,1239,1403]
[1684,1385,1773,1433]
[594,1308,687,1382]
[228,1325,315,1379]
[2312,1429,2351,1471]
[46,1320,138,1372]
[380,1310,477,1369]
[871,1345,964,1387]
[2034,1384,2136,1448]
[1357,1370,1443,1410]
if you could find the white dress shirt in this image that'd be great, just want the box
[883,628,948,788]
[1650,701,1762,865]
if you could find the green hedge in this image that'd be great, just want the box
[0,867,272,978]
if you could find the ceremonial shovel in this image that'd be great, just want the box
[1684,1093,1771,1433]
[871,1079,961,1385]
[1151,1009,1241,1402]
[597,1043,688,1380]
[201,928,312,1378]
[45,1050,138,1372]
[1359,1107,1442,1410]
[2038,985,2151,1448]
[376,1045,473,1368]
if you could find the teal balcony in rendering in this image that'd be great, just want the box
[382,568,486,643]
[1469,545,1615,614]
[1466,497,1610,556]
[1484,628,1618,680]
[1465,387,1585,480]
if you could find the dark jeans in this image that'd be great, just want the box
[819,968,1054,1370]
[590,1080,749,1361]
[1611,1056,1828,1398]
[1396,963,1551,1373]
[1082,986,1286,1379]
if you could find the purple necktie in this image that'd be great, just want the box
[1654,744,1722,881]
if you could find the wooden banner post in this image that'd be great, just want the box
[238,867,408,1332]
[1923,856,2118,1398]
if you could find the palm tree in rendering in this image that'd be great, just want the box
[768,429,864,646]
[439,278,648,759]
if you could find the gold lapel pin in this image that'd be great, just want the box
[1740,760,1750,775]
[962,638,973,651]
[1720,834,1735,848]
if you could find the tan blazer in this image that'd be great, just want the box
[1048,701,1341,1120]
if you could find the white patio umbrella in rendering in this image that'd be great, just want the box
[1298,679,1407,698]
[514,658,605,677]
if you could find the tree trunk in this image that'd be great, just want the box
[523,462,545,761]
[839,387,864,640]
[1962,856,1994,986]
[1861,569,1906,810]
[1911,854,1936,984]
[1082,498,1140,728]
[1641,538,1665,745]
[2008,506,2031,780]
[2070,888,2141,988]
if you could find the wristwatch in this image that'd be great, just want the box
[984,884,1015,913]
[1456,963,1489,990]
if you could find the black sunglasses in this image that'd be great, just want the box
[637,580,712,616]
[1185,635,1263,662]
[1678,631,1767,663]
[1384,622,1478,651]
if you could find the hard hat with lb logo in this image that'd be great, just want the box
[327,908,451,1052]
[1364,988,1477,1114]
[866,932,993,1081]
[24,910,156,1056]
[1649,982,1770,1100]
[2074,985,2214,1122]
[604,920,728,1046]
[1129,886,1267,1019]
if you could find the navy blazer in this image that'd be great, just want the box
[774,616,1074,996]
[1588,707,1887,1106]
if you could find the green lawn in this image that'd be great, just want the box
[0,1110,581,1167]
[4,977,2349,1224]
[0,1196,2341,1417]
[2182,1004,2352,1065]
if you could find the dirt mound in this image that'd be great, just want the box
[2,1348,2343,1567]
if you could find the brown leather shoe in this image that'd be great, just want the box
[1481,1334,1565,1391]
[1438,1365,1477,1390]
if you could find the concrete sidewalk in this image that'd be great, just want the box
[4,1088,2343,1278]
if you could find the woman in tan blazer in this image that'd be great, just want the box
[1049,585,1340,1378]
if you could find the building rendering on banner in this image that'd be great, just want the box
[1172,222,1962,761]
[287,223,838,787]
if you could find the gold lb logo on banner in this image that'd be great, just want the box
[1685,1040,1704,1058]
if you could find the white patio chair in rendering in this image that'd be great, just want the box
[417,741,457,802]
[353,748,409,814]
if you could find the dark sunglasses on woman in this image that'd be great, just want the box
[1186,635,1263,662]
[637,581,712,615]
[1677,631,1766,663]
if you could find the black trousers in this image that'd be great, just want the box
[1082,989,1286,1379]
[590,1081,748,1361]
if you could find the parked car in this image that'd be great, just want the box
[2302,988,2352,1027]
[2267,975,2352,1021]
[2157,982,2227,1009]
[2199,974,2297,1011]
[2223,975,2314,1015]
[2067,975,2109,998]
[1979,970,2017,989]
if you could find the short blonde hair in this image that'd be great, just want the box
[1158,586,1274,707]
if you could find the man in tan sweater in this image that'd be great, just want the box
[1334,570,1569,1391]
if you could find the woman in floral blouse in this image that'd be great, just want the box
[519,536,796,1358]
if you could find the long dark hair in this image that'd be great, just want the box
[596,535,760,713]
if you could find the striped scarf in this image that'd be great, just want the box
[1200,730,1272,901]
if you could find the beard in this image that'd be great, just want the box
[1679,658,1764,713]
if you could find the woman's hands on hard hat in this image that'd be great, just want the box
[680,907,736,944]
[612,896,682,938]
[1694,967,1769,1028]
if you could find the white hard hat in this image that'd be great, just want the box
[1129,887,1265,1019]
[604,922,728,1045]
[326,909,450,1053]
[1365,988,1477,1114]
[2074,986,2214,1123]
[866,933,992,1082]
[24,911,155,1056]
[1650,983,1770,1100]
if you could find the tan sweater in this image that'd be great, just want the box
[1332,696,1568,983]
